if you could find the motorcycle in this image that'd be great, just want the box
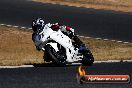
[38,23,94,66]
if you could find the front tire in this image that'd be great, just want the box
[45,45,66,66]
[81,50,94,66]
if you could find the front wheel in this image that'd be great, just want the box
[82,54,94,66]
[81,50,94,66]
[45,45,66,66]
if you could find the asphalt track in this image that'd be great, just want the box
[0,62,132,88]
[0,1,132,88]
[0,0,132,42]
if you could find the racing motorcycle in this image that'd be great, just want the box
[39,23,94,66]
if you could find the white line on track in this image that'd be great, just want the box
[123,42,129,44]
[79,35,85,38]
[0,24,6,26]
[28,27,32,30]
[0,60,132,68]
[123,60,132,62]
[94,60,132,63]
[111,40,116,42]
[95,38,102,40]
[117,41,123,43]
[103,39,109,41]
[85,37,91,39]
[20,27,26,29]
[13,26,19,28]
[0,65,34,68]
[6,25,12,27]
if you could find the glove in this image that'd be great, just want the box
[66,26,74,34]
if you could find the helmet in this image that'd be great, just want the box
[32,18,45,33]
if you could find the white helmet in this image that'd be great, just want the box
[32,18,45,33]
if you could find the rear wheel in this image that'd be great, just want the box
[45,45,66,66]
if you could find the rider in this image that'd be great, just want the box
[32,18,83,51]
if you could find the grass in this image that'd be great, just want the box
[33,0,132,12]
[0,26,44,66]
[0,26,132,65]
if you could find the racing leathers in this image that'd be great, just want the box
[32,23,83,51]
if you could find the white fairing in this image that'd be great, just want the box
[38,23,82,62]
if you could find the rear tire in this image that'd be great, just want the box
[45,45,66,66]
